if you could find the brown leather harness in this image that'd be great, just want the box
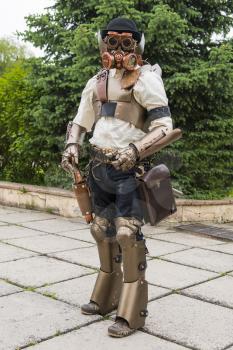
[93,68,147,131]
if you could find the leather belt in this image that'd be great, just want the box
[90,146,118,164]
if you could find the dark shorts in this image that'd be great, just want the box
[88,161,143,222]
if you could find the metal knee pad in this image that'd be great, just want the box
[90,216,109,243]
[91,216,120,273]
[115,217,148,329]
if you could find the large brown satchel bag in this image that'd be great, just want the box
[138,164,177,226]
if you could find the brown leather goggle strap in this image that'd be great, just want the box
[96,69,109,102]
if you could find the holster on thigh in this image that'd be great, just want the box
[90,216,123,315]
[115,217,148,329]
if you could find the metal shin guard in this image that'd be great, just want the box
[90,216,123,315]
[115,217,148,329]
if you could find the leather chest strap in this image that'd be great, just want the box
[96,69,109,102]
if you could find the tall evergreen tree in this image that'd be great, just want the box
[11,1,233,196]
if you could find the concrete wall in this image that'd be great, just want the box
[0,181,232,223]
[0,181,80,218]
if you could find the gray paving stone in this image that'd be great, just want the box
[0,225,47,240]
[211,222,233,230]
[38,274,98,306]
[0,222,9,226]
[22,218,86,233]
[27,319,187,350]
[0,206,18,214]
[55,217,88,227]
[0,211,56,224]
[0,291,100,350]
[0,280,22,296]
[143,225,177,236]
[147,259,216,289]
[0,242,37,262]
[145,294,233,350]
[155,231,224,247]
[0,256,94,287]
[146,238,188,257]
[66,217,88,225]
[56,228,95,243]
[38,274,169,306]
[50,246,100,269]
[2,206,233,350]
[148,284,171,300]
[183,275,233,308]
[164,248,233,273]
[205,242,233,255]
[4,234,93,253]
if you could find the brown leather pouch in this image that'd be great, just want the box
[138,164,177,226]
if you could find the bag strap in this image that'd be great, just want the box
[96,69,109,102]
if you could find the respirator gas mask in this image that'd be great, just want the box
[102,32,139,70]
[100,31,143,71]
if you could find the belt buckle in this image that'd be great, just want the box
[135,165,145,178]
[91,146,117,164]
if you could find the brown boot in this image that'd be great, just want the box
[81,301,100,315]
[108,318,136,337]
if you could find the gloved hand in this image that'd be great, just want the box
[61,143,79,174]
[111,145,138,172]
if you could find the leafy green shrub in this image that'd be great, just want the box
[0,1,232,199]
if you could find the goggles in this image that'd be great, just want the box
[105,31,136,51]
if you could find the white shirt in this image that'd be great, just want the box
[73,65,173,149]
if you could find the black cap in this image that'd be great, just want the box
[100,17,141,42]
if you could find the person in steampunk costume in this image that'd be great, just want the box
[61,18,173,337]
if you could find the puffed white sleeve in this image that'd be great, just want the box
[133,66,173,131]
[72,76,96,132]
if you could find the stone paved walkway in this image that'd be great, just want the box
[0,205,233,350]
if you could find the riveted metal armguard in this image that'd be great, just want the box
[65,122,86,147]
[131,128,182,160]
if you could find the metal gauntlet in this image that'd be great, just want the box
[131,127,168,160]
[130,127,182,160]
